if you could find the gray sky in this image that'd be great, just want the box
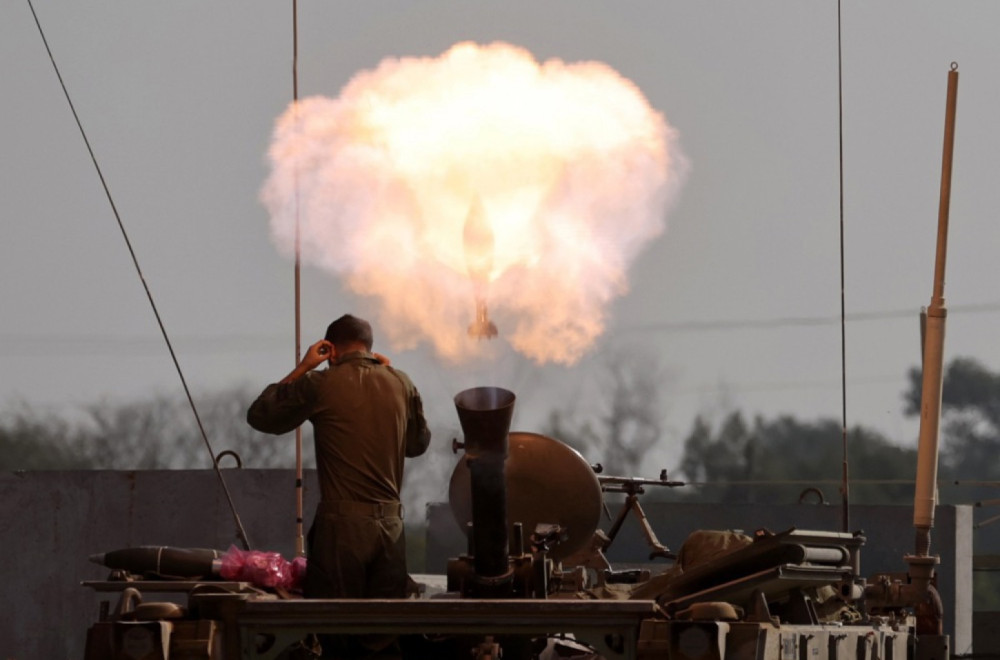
[3,1,999,475]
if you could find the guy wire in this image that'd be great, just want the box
[837,0,851,533]
[27,0,252,551]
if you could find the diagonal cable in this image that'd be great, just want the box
[26,0,251,550]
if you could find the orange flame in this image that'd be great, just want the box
[261,41,687,364]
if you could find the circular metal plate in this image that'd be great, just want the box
[448,431,602,560]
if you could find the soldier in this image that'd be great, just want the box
[248,314,431,658]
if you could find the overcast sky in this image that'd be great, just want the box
[3,1,999,475]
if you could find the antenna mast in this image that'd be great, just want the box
[292,0,306,557]
[836,0,850,534]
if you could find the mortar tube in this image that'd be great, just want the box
[454,386,516,597]
[468,455,510,580]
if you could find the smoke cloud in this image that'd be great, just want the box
[261,41,687,364]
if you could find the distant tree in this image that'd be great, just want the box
[0,386,308,470]
[601,350,664,475]
[679,411,752,487]
[541,346,667,477]
[904,356,1000,481]
[904,356,1000,610]
[0,408,97,470]
[73,394,192,469]
[188,387,307,469]
[542,410,601,458]
[0,387,450,522]
[677,412,917,504]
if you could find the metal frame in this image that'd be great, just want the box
[191,595,660,660]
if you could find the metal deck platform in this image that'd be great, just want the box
[191,594,661,660]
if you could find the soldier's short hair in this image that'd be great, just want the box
[324,314,373,351]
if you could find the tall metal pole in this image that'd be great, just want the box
[836,0,850,534]
[292,0,305,557]
[907,63,959,590]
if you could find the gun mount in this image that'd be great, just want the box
[596,468,685,564]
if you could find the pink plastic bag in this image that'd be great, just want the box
[218,545,306,592]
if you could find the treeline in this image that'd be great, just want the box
[0,387,304,471]
[674,356,1000,506]
[4,358,999,506]
[540,356,1000,507]
[6,356,998,606]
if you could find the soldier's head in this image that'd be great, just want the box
[324,314,374,352]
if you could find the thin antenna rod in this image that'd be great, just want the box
[292,0,306,557]
[837,0,851,534]
[26,0,251,550]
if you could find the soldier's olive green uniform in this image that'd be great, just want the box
[247,350,430,602]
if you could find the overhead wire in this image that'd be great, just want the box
[25,0,252,551]
[620,302,1000,334]
[3,300,999,355]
